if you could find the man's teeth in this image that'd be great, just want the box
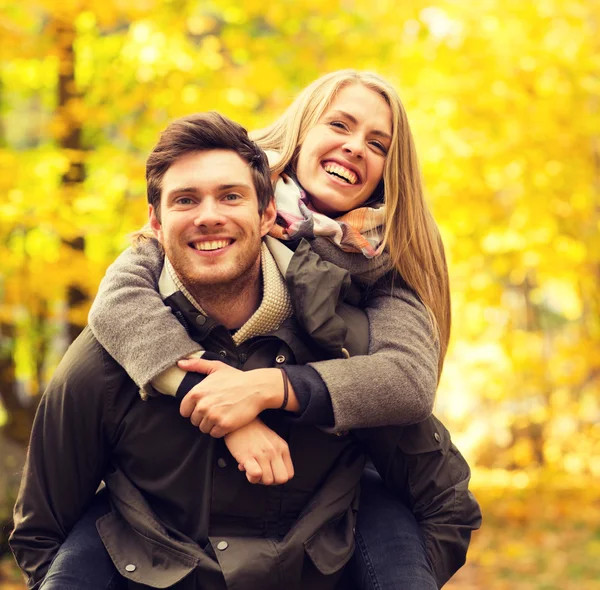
[193,240,231,251]
[323,163,358,185]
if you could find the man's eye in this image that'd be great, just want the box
[224,193,241,201]
[176,197,194,205]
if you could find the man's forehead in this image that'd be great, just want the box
[162,149,253,191]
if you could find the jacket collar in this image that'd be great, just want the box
[158,241,293,346]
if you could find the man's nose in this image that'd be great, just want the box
[193,199,226,228]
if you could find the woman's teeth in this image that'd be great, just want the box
[323,163,358,185]
[193,240,231,251]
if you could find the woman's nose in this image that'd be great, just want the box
[342,135,365,158]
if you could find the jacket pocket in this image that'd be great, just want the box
[97,510,201,588]
[303,506,357,576]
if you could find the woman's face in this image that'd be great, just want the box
[295,84,392,216]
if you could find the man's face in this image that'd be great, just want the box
[150,149,276,290]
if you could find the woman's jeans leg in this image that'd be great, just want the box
[40,489,124,590]
[349,465,437,590]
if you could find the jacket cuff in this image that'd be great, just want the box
[282,365,334,427]
[174,351,224,400]
[175,372,205,401]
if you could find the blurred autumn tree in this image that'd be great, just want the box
[0,0,599,539]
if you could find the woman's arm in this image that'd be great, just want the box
[88,238,202,396]
[306,280,439,431]
[176,270,437,435]
[284,239,438,431]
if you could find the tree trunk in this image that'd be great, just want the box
[55,18,89,344]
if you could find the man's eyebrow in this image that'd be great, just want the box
[217,183,253,191]
[167,187,198,198]
[166,183,253,198]
[328,110,392,140]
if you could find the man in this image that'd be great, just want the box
[10,113,367,589]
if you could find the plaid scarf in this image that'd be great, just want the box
[267,173,386,259]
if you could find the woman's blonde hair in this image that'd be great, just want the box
[252,69,451,376]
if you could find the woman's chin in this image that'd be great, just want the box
[314,191,373,216]
[309,196,345,216]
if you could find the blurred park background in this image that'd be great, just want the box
[1,0,599,588]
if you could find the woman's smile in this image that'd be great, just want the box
[295,83,392,215]
[321,160,361,185]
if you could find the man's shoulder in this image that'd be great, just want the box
[49,327,130,398]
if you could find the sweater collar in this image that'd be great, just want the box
[157,242,293,345]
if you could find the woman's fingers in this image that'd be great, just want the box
[282,450,295,480]
[256,455,275,486]
[189,403,204,427]
[243,458,262,484]
[197,413,214,434]
[223,419,295,486]
[177,358,224,374]
[271,454,290,485]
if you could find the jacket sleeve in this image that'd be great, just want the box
[354,415,482,588]
[307,278,439,431]
[9,329,113,589]
[88,238,202,396]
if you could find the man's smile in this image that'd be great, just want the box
[189,238,234,252]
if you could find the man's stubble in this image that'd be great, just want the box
[166,229,263,328]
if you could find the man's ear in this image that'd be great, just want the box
[259,198,277,238]
[149,204,163,243]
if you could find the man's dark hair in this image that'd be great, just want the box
[146,112,273,220]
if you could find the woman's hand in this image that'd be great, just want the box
[178,358,297,438]
[224,418,294,485]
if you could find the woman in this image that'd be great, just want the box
[41,70,477,590]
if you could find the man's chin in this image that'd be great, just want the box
[167,244,261,298]
[179,261,242,289]
[188,271,236,287]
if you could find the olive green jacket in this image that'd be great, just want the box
[10,319,365,590]
[11,240,480,589]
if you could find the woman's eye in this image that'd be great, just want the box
[329,121,348,131]
[370,141,388,155]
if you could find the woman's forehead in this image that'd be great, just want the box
[322,84,392,133]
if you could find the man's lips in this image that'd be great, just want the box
[188,238,234,254]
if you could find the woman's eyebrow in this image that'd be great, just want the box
[328,110,392,140]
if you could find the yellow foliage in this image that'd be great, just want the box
[0,0,597,484]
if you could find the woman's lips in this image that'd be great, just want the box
[321,160,362,185]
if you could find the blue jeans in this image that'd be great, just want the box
[40,489,124,590]
[348,466,437,590]
[42,470,435,590]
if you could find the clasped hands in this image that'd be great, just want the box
[177,358,294,487]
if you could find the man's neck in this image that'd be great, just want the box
[183,263,263,330]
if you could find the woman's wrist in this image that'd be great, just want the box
[258,368,299,413]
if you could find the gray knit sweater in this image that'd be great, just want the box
[88,237,439,431]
